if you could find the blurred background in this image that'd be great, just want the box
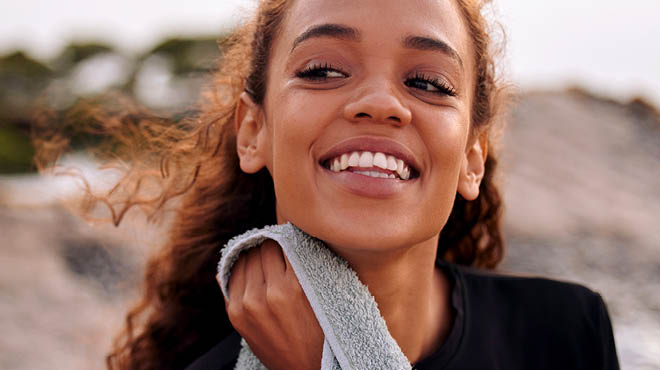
[0,0,658,369]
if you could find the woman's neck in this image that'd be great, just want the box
[329,238,453,364]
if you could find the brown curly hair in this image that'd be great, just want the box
[34,0,508,368]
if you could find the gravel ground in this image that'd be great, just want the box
[0,205,142,370]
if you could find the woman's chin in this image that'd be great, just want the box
[307,224,439,256]
[277,203,448,255]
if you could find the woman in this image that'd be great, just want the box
[100,0,619,369]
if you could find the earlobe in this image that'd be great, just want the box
[235,92,268,174]
[457,132,488,201]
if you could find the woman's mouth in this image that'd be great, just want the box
[321,150,417,180]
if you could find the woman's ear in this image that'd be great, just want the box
[235,92,269,174]
[457,131,488,201]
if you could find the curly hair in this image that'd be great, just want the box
[34,0,508,368]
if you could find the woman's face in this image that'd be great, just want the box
[238,0,484,253]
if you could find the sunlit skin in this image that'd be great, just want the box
[230,0,487,367]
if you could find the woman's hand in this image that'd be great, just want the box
[221,239,323,370]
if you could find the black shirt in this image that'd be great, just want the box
[187,261,620,370]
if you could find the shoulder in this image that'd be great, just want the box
[454,264,605,318]
[444,263,619,369]
[452,264,609,332]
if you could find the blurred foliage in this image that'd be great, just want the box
[51,42,115,72]
[0,52,52,174]
[0,52,53,119]
[0,125,35,174]
[0,51,52,78]
[0,36,224,174]
[146,37,223,75]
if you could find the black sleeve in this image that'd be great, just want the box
[595,294,620,370]
[185,331,241,370]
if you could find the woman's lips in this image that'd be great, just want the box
[318,136,421,177]
[319,162,418,199]
[316,136,421,198]
[324,150,412,180]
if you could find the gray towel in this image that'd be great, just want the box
[218,223,412,370]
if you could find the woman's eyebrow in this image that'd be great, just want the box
[291,23,361,52]
[402,35,464,70]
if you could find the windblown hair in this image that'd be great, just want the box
[36,0,507,368]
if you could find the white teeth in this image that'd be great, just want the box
[332,158,341,172]
[358,151,373,167]
[354,170,390,179]
[394,159,410,180]
[373,152,388,169]
[340,153,349,170]
[396,159,404,174]
[327,150,413,180]
[348,152,360,167]
[400,166,410,180]
[386,155,398,171]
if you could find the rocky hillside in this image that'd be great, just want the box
[499,89,660,370]
[0,88,658,369]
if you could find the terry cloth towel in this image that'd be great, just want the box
[217,223,412,370]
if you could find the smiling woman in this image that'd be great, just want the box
[41,0,618,369]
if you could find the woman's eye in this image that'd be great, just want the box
[405,73,456,97]
[296,64,347,81]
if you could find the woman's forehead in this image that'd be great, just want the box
[278,0,471,59]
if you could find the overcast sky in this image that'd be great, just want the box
[2,0,659,105]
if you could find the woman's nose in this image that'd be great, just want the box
[343,82,412,126]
